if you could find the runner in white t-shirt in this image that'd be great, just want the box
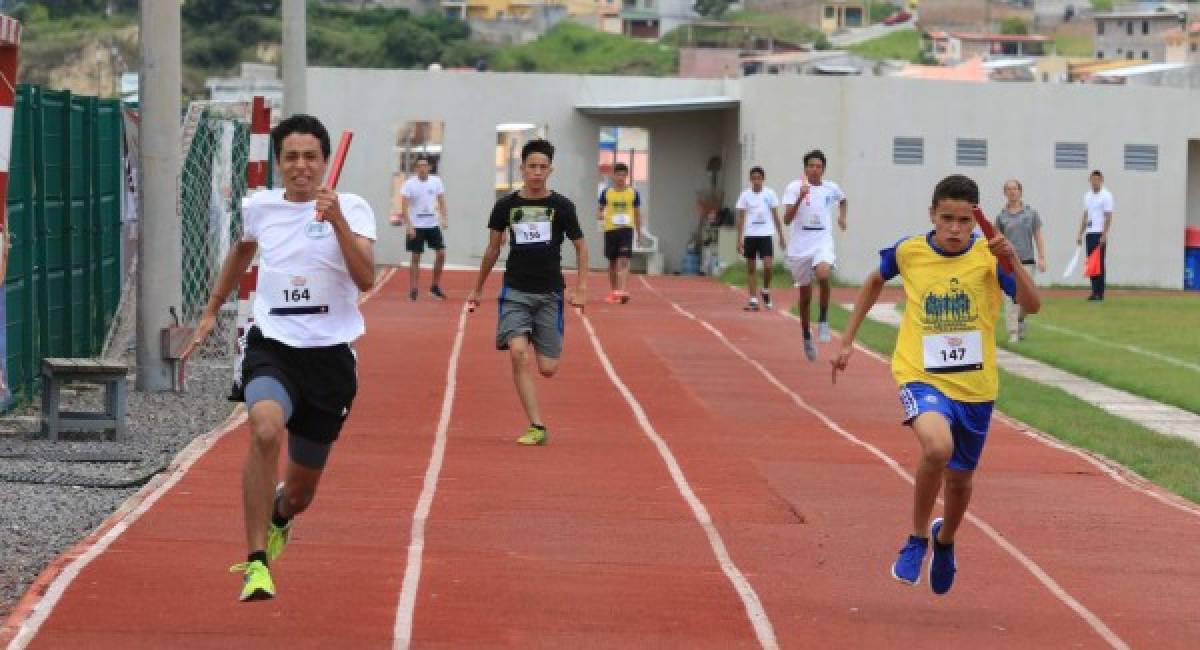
[393,157,448,301]
[734,166,786,311]
[182,115,377,603]
[782,149,847,360]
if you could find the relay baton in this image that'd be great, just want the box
[316,130,354,220]
[972,205,1014,274]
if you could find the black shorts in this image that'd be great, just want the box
[604,228,634,260]
[406,227,445,254]
[743,236,774,260]
[231,327,358,445]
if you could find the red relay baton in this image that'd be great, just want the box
[972,205,1014,274]
[316,131,354,220]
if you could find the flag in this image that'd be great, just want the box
[1084,246,1103,278]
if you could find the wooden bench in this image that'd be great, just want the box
[41,358,129,441]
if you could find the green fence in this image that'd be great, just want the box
[4,84,123,406]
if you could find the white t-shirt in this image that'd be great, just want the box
[1083,188,1113,233]
[402,175,445,228]
[242,189,378,348]
[782,179,845,257]
[735,187,780,238]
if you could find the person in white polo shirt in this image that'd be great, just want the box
[1077,170,1113,301]
[782,149,847,361]
[395,156,448,301]
[183,114,377,602]
[735,166,786,311]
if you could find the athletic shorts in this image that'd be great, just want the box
[231,326,358,446]
[899,382,994,472]
[743,236,774,260]
[406,226,445,254]
[496,285,565,358]
[604,228,634,260]
[786,245,836,287]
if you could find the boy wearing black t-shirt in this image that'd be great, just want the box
[467,139,588,445]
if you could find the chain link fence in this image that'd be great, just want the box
[179,101,252,362]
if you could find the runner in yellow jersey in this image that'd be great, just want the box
[832,174,1040,596]
[597,162,642,304]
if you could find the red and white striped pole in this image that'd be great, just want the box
[0,15,20,398]
[236,95,270,346]
[0,14,23,253]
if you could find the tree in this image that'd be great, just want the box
[693,0,731,19]
[1000,17,1029,35]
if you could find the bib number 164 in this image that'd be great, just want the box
[282,288,311,303]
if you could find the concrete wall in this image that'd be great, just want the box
[739,75,1200,287]
[1189,140,1200,228]
[306,68,735,272]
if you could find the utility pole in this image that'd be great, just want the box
[282,0,307,116]
[136,0,182,391]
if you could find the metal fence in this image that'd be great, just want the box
[4,85,122,406]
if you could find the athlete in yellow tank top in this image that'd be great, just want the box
[832,174,1040,596]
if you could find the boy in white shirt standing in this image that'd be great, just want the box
[394,156,448,301]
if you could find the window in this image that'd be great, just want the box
[956,138,987,167]
[1054,142,1088,169]
[1096,51,1104,59]
[1127,51,1135,59]
[1191,43,1197,53]
[893,137,923,165]
[1142,20,1148,35]
[1098,21,1104,35]
[1126,21,1133,36]
[1124,144,1158,172]
[1142,50,1149,60]
[825,6,835,19]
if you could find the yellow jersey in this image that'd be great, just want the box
[881,233,1016,403]
[598,185,641,232]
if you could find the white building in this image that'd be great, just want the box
[308,67,1200,288]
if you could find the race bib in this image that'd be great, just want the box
[512,221,551,245]
[260,269,333,316]
[750,212,767,225]
[612,213,632,226]
[923,330,983,373]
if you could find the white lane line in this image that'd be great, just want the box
[6,409,248,650]
[646,277,1129,650]
[577,311,779,650]
[392,303,470,650]
[1031,320,1200,374]
[5,268,403,650]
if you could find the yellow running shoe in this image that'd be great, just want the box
[229,560,275,602]
[516,426,547,446]
[266,484,292,564]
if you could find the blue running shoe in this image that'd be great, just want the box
[891,534,928,585]
[930,518,956,595]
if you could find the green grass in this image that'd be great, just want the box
[492,23,677,76]
[848,29,922,62]
[1054,32,1095,57]
[719,262,857,289]
[1001,295,1200,415]
[822,302,1200,504]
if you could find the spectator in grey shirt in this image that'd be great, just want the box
[995,179,1045,342]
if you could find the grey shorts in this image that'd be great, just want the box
[496,285,565,358]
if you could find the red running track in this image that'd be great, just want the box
[3,269,1199,649]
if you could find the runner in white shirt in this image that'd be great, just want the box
[182,115,377,603]
[393,157,448,301]
[1076,169,1113,301]
[782,149,847,360]
[735,166,786,311]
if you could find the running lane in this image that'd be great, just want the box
[7,271,460,649]
[626,275,1200,649]
[403,271,766,648]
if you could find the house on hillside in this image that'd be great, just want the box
[743,0,871,33]
[929,31,1051,64]
[619,0,700,39]
[1164,20,1200,62]
[1094,6,1189,61]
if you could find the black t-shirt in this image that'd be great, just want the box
[488,190,584,294]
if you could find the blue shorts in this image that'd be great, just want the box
[899,382,994,471]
